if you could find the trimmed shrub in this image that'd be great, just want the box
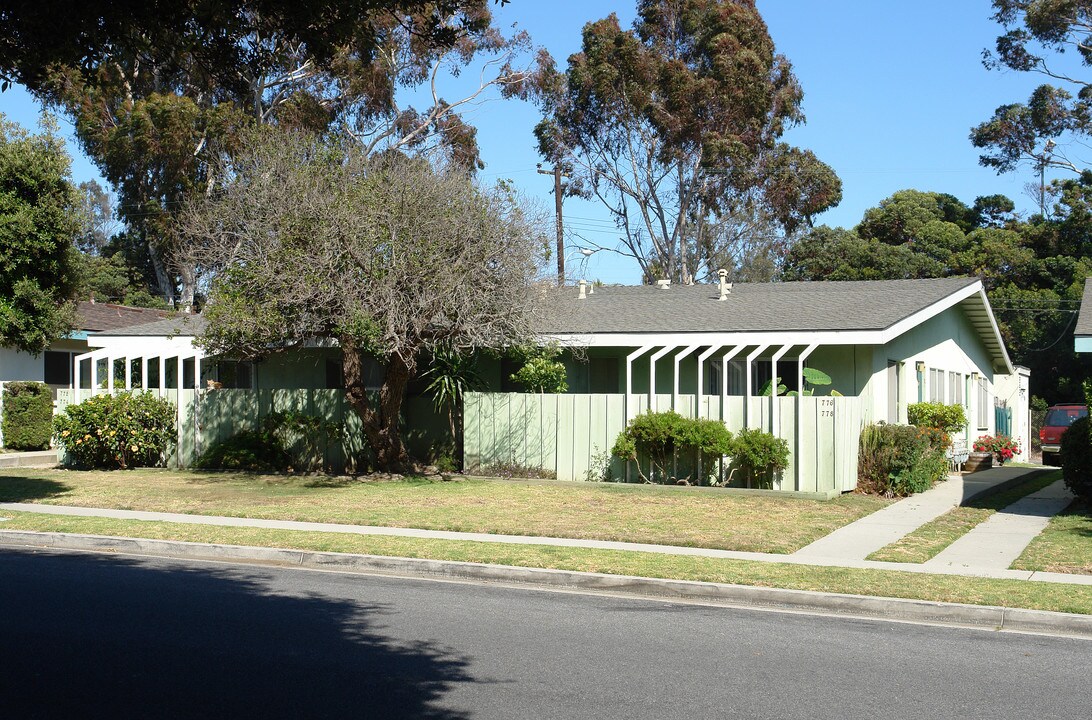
[908,402,966,433]
[611,411,734,485]
[857,422,949,497]
[729,427,790,489]
[1060,415,1091,502]
[54,392,176,469]
[1,381,53,450]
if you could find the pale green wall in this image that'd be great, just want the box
[253,348,338,389]
[862,305,997,430]
[807,345,869,396]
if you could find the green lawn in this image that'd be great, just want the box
[1,510,1090,615]
[0,468,889,554]
[1014,499,1092,575]
[867,471,1063,564]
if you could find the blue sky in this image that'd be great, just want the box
[0,1,1064,284]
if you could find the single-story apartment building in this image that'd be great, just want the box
[68,276,1030,490]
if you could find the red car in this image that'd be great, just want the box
[1040,404,1088,464]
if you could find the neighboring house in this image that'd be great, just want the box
[0,301,170,446]
[70,276,1029,488]
[1,301,169,392]
[1074,277,1092,354]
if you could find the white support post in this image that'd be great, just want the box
[124,355,132,391]
[794,343,820,492]
[141,356,149,392]
[106,356,115,393]
[647,346,677,413]
[672,344,702,415]
[159,356,166,393]
[720,346,745,422]
[743,344,770,428]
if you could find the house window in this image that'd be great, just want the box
[928,368,944,403]
[326,358,384,391]
[726,359,746,396]
[948,371,963,406]
[588,357,619,393]
[705,362,721,395]
[326,359,344,389]
[43,351,71,385]
[977,378,989,430]
[215,360,253,389]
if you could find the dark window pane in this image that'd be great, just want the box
[43,351,70,385]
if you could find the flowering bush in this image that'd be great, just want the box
[973,434,1021,463]
[54,392,176,469]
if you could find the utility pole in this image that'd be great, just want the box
[538,164,566,286]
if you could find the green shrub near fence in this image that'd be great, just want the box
[2,381,53,450]
[195,410,340,472]
[857,423,949,497]
[907,402,966,433]
[54,392,176,469]
[1060,415,1091,502]
[610,411,788,488]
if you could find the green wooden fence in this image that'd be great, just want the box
[56,388,865,493]
[463,392,865,494]
[59,388,448,472]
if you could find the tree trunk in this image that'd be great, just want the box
[341,336,413,472]
[147,240,177,306]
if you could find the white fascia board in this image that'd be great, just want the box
[877,281,1012,374]
[877,281,981,343]
[545,330,882,348]
[85,335,202,357]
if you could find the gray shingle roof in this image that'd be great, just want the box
[76,302,171,332]
[1076,278,1092,337]
[87,277,983,338]
[89,313,206,338]
[538,277,982,334]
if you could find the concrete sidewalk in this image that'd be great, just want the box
[926,480,1075,572]
[790,474,966,562]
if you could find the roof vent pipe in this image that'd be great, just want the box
[656,279,671,290]
[578,279,587,299]
[717,269,732,301]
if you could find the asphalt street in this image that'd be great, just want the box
[1,547,1089,719]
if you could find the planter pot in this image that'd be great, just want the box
[964,451,993,473]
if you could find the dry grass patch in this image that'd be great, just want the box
[0,468,889,554]
[1,511,1090,615]
[1014,500,1092,575]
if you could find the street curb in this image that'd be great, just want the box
[2,529,1091,639]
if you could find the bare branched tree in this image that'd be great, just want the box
[179,130,550,470]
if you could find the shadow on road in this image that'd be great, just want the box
[0,548,476,719]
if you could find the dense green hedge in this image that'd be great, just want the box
[2,381,53,450]
[54,392,176,469]
[1060,415,1091,502]
[907,402,966,433]
[857,423,950,497]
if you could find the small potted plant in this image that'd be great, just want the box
[973,434,1021,466]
